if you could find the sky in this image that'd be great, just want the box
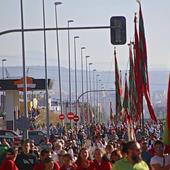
[0,0,170,72]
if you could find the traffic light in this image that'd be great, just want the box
[110,16,126,45]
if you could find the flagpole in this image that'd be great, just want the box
[141,96,145,135]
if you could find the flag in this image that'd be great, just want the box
[163,76,170,145]
[138,4,149,92]
[114,48,122,115]
[127,114,136,141]
[138,2,157,122]
[123,73,129,117]
[134,13,142,120]
[123,71,135,141]
[128,43,138,119]
[110,102,114,122]
[144,89,157,122]
[119,70,123,96]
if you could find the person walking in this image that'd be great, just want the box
[150,140,170,170]
[112,141,149,170]
[15,139,37,170]
[0,148,18,170]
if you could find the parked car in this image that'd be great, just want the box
[0,130,22,146]
[28,130,47,145]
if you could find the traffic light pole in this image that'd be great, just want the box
[0,26,111,36]
[76,89,115,105]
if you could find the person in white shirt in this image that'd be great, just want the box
[150,140,170,170]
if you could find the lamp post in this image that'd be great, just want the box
[1,59,6,114]
[42,0,50,137]
[98,79,102,123]
[74,36,79,116]
[81,47,86,123]
[54,2,63,121]
[2,59,6,79]
[67,20,74,113]
[85,56,90,123]
[20,0,28,139]
[92,69,96,121]
[96,74,100,122]
[88,62,93,119]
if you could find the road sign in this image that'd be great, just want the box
[73,115,79,122]
[110,16,126,45]
[59,114,65,120]
[15,116,30,131]
[67,112,74,120]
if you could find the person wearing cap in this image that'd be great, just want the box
[0,148,18,170]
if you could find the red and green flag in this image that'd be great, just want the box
[163,76,170,145]
[123,73,129,113]
[137,2,157,122]
[114,48,122,115]
[110,101,114,122]
[134,13,142,120]
[128,43,138,119]
[138,4,149,92]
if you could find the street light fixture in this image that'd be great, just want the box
[92,69,96,107]
[42,0,50,137]
[1,59,7,115]
[2,59,7,79]
[54,2,63,122]
[88,62,93,123]
[67,20,74,114]
[85,55,90,123]
[74,36,79,116]
[20,0,28,139]
[88,62,93,105]
[81,47,86,123]
[54,1,62,5]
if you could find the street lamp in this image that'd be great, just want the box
[88,62,93,111]
[81,47,86,123]
[89,63,93,122]
[92,69,96,107]
[67,20,74,114]
[1,59,6,115]
[74,36,79,116]
[98,79,102,123]
[2,59,7,79]
[54,2,63,121]
[42,0,50,137]
[20,0,28,139]
[85,55,90,123]
[96,75,100,123]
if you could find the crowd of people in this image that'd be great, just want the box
[0,121,170,170]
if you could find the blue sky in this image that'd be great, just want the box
[0,0,170,72]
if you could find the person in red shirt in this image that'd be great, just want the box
[76,147,95,170]
[34,149,60,170]
[60,153,77,170]
[44,157,55,170]
[92,148,112,170]
[0,148,19,170]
